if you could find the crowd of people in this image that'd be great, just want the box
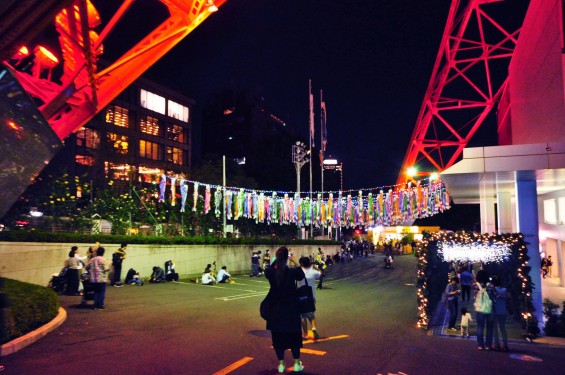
[55,242,183,309]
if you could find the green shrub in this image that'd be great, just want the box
[0,231,338,246]
[543,298,565,337]
[1,278,60,344]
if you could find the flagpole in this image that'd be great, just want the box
[320,89,324,238]
[309,79,313,239]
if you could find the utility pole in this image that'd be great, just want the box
[222,155,226,238]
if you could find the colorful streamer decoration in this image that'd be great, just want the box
[149,174,450,228]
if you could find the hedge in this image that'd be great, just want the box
[1,278,60,345]
[0,231,339,246]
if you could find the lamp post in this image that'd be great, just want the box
[323,158,343,240]
[292,142,309,238]
[323,158,343,192]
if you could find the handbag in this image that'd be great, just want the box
[296,278,316,314]
[260,291,278,321]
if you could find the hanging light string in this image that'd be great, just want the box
[152,174,450,228]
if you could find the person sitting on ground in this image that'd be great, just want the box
[201,269,215,285]
[165,260,179,281]
[216,266,234,284]
[150,266,166,283]
[125,268,143,285]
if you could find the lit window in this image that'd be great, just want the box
[544,199,557,224]
[140,116,160,136]
[559,197,565,224]
[168,100,189,122]
[76,155,94,166]
[107,133,129,154]
[166,147,184,165]
[139,140,162,160]
[140,89,165,115]
[105,106,129,127]
[76,128,100,149]
[104,162,131,181]
[138,165,162,183]
[166,124,185,143]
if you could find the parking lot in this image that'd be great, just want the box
[3,255,564,374]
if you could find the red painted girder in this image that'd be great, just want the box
[397,0,523,185]
[7,0,227,140]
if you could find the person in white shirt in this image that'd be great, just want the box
[299,257,322,340]
[216,266,234,284]
[201,271,215,285]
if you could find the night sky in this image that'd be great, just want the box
[103,0,453,189]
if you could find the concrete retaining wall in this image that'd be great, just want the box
[0,242,340,286]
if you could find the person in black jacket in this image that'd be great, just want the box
[111,243,127,287]
[264,247,305,373]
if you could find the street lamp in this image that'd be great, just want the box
[292,141,310,195]
[323,158,343,192]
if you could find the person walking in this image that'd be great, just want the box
[460,267,474,303]
[264,247,305,373]
[460,307,472,338]
[111,243,127,287]
[445,276,461,331]
[491,275,509,351]
[314,248,326,290]
[474,269,495,350]
[86,247,110,309]
[298,256,322,340]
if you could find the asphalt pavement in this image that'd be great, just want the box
[2,254,564,374]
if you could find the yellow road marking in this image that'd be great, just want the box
[303,334,349,344]
[212,357,254,375]
[300,348,326,355]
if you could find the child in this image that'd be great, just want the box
[461,307,472,338]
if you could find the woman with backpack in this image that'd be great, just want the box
[474,269,495,350]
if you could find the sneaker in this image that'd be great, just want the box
[477,346,484,350]
[312,329,320,340]
[278,363,285,373]
[293,361,304,372]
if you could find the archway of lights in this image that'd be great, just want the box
[416,231,538,336]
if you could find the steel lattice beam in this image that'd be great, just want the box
[5,0,226,140]
[397,0,527,184]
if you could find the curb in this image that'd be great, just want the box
[0,307,67,357]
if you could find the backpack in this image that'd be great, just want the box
[474,284,492,314]
[112,252,122,265]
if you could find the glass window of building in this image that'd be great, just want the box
[166,124,185,143]
[107,133,129,154]
[140,140,162,160]
[76,127,100,149]
[76,155,95,166]
[140,116,160,136]
[138,165,162,183]
[105,105,129,127]
[168,100,189,122]
[544,199,557,224]
[559,197,565,224]
[105,162,131,181]
[140,89,165,115]
[166,146,184,165]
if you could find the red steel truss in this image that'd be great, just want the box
[4,0,226,140]
[397,0,526,184]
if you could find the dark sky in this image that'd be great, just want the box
[105,0,453,189]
